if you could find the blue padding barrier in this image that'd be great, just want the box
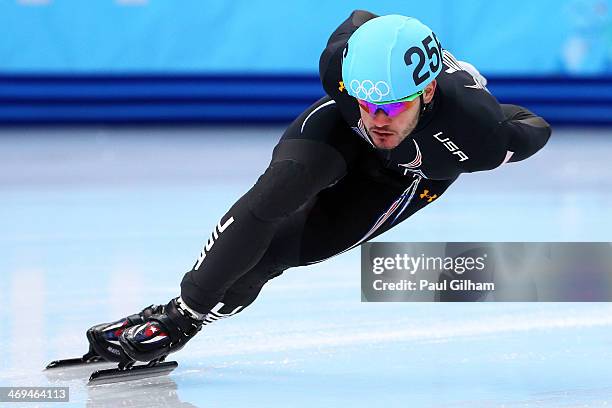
[0,74,608,125]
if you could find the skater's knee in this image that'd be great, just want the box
[247,159,316,221]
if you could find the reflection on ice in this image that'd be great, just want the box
[87,377,197,408]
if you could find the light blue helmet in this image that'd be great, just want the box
[342,15,443,104]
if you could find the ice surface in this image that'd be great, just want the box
[0,126,611,407]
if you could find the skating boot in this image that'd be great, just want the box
[119,297,202,362]
[86,304,165,363]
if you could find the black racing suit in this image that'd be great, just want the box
[179,10,551,315]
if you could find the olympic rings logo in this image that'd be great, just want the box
[349,80,390,102]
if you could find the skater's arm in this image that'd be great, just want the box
[497,104,552,163]
[319,10,378,98]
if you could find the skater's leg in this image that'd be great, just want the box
[209,172,459,317]
[69,168,457,380]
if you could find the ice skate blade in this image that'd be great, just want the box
[46,357,105,369]
[88,361,178,385]
[46,351,105,369]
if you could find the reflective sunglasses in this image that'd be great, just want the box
[357,90,423,118]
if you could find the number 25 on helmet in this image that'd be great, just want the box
[342,15,443,105]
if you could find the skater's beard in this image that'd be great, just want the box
[365,108,421,150]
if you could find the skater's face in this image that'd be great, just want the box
[358,81,436,150]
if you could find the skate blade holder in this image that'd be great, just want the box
[88,358,178,385]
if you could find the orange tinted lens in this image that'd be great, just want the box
[357,99,371,113]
